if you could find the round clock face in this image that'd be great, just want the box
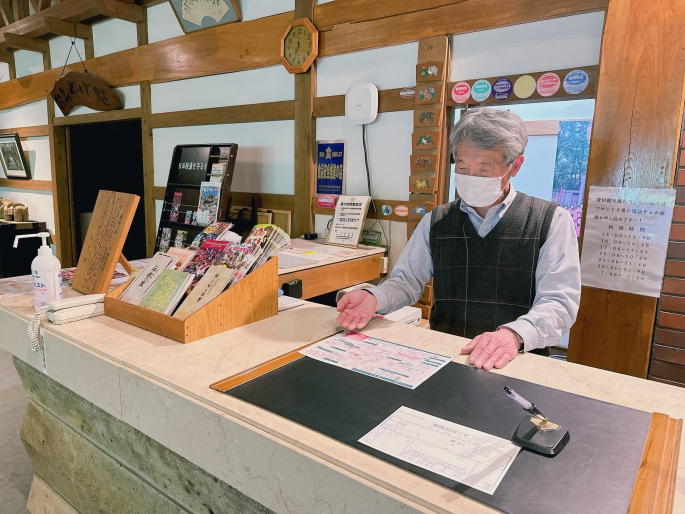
[284,25,312,67]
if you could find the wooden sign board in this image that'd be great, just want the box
[416,61,445,82]
[415,84,443,105]
[410,153,438,173]
[71,190,139,294]
[407,221,419,239]
[409,174,438,194]
[412,131,441,151]
[414,108,443,128]
[51,71,123,117]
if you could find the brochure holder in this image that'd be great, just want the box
[104,257,278,343]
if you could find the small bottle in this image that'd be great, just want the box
[14,232,63,312]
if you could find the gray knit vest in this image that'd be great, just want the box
[428,192,557,339]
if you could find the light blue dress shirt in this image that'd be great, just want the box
[367,187,581,352]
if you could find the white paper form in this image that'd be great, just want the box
[299,332,452,389]
[360,406,520,495]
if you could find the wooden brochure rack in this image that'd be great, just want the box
[104,258,278,343]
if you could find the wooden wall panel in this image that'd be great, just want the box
[149,101,295,128]
[567,0,685,377]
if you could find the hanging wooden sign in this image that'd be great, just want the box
[50,71,123,116]
[410,153,438,173]
[412,131,441,150]
[414,108,443,128]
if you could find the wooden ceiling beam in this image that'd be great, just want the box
[98,0,144,23]
[0,0,14,26]
[0,0,101,41]
[2,32,47,52]
[42,16,92,39]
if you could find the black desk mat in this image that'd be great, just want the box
[226,358,651,514]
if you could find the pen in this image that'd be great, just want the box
[504,386,547,421]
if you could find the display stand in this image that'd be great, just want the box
[104,258,278,343]
[71,190,139,294]
[155,144,238,253]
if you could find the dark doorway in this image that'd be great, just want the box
[69,120,147,260]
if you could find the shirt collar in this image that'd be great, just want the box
[459,185,518,219]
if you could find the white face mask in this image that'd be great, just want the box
[454,166,513,208]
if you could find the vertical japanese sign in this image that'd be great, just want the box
[580,187,676,297]
[316,140,346,196]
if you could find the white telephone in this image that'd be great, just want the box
[45,294,106,324]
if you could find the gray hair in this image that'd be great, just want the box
[450,108,528,165]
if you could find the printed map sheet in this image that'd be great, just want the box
[299,332,452,389]
[360,406,520,495]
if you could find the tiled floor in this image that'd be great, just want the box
[0,348,33,514]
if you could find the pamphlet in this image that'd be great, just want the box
[119,252,177,305]
[173,266,235,319]
[140,269,194,315]
[197,182,221,226]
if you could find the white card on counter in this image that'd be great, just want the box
[580,187,675,297]
[359,406,520,495]
[299,332,452,389]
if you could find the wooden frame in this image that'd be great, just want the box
[105,257,278,343]
[280,17,319,74]
[0,132,30,179]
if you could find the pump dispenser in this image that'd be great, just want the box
[14,232,63,312]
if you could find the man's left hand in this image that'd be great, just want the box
[460,328,522,370]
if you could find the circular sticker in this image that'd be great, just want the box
[394,205,409,217]
[492,78,513,100]
[563,69,589,95]
[537,72,561,97]
[471,80,491,102]
[451,82,471,103]
[513,75,536,99]
[380,204,393,216]
[399,87,415,99]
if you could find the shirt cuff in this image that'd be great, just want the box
[501,319,538,353]
[364,286,389,313]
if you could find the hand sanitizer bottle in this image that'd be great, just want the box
[14,232,63,312]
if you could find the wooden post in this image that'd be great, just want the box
[567,0,685,377]
[293,0,316,237]
[137,13,156,257]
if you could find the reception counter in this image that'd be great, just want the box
[1,287,684,513]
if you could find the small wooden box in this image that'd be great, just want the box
[104,258,279,343]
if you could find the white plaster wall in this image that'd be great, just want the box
[53,86,141,118]
[0,101,48,127]
[147,2,184,44]
[152,121,295,193]
[92,18,139,58]
[0,63,10,83]
[0,188,55,232]
[241,0,293,21]
[317,43,418,97]
[49,37,87,69]
[14,50,44,78]
[0,137,51,181]
[151,66,294,113]
[452,12,604,79]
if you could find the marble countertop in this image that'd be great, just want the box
[1,289,684,513]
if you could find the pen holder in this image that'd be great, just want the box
[512,416,570,456]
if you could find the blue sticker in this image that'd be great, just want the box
[380,204,393,216]
[412,205,428,216]
[563,70,589,95]
[492,78,513,100]
[471,80,491,102]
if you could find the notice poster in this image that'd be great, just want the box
[326,195,370,248]
[316,140,346,195]
[580,187,675,297]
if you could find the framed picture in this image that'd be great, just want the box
[168,0,241,34]
[0,133,30,179]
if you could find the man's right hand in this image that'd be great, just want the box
[336,289,377,330]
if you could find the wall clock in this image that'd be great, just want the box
[280,18,319,74]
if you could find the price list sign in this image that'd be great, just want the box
[580,186,676,297]
[326,195,370,248]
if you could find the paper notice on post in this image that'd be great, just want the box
[359,406,520,495]
[580,187,676,297]
[299,332,452,389]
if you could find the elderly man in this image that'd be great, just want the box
[336,107,581,370]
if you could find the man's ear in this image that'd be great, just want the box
[509,154,525,178]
